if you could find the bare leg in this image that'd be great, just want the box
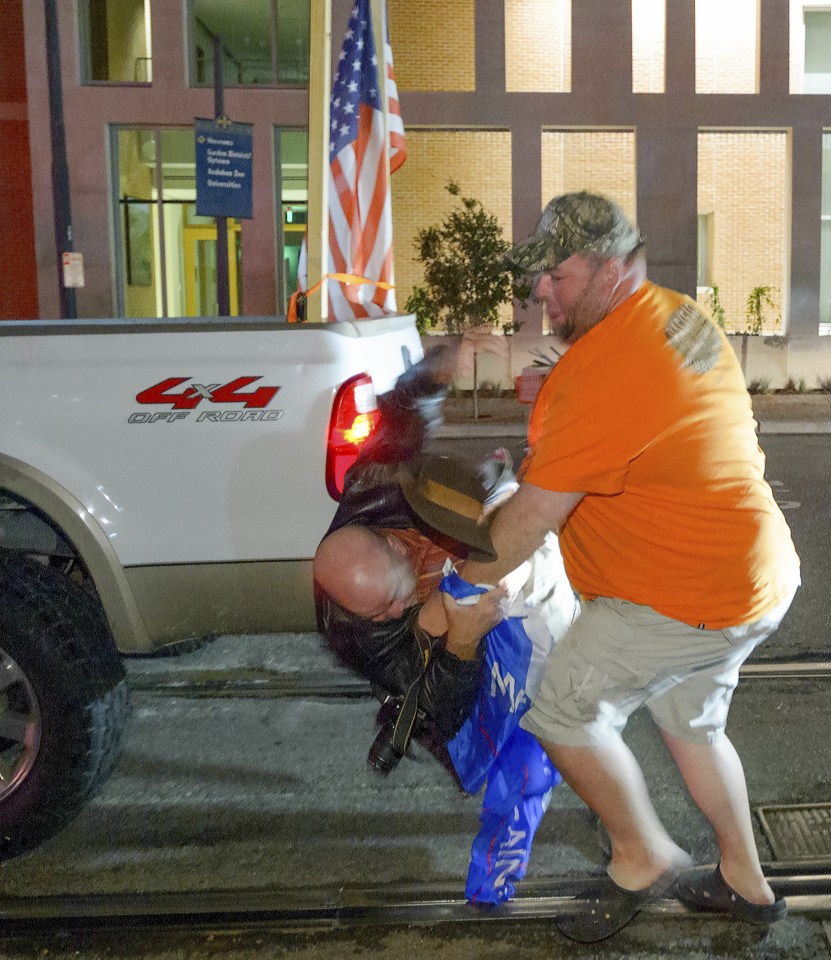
[543,734,690,890]
[659,728,774,905]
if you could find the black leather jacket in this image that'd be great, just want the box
[316,347,485,741]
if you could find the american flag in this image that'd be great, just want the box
[328,0,405,320]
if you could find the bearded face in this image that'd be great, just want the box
[534,255,615,345]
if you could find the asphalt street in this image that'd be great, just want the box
[0,435,827,960]
[0,659,828,958]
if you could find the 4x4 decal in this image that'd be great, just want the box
[136,376,280,410]
[129,376,284,424]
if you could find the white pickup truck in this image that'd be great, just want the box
[0,314,422,860]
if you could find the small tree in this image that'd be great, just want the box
[744,285,780,335]
[405,181,529,418]
[705,284,727,330]
[738,285,780,380]
[706,283,781,380]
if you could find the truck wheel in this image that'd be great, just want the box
[0,554,129,860]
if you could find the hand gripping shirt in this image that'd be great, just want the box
[524,281,799,629]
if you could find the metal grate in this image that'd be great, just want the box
[757,803,831,861]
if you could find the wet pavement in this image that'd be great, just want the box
[0,632,828,957]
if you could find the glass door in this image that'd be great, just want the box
[182,219,242,317]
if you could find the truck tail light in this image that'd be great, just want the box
[326,373,380,500]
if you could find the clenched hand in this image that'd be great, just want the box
[441,583,507,661]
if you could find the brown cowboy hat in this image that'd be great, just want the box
[399,454,497,563]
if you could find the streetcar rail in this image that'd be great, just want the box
[127,660,831,700]
[0,867,828,934]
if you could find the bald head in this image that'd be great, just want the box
[314,526,418,621]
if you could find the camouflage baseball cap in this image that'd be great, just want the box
[506,191,643,274]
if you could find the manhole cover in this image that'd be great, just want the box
[757,803,831,861]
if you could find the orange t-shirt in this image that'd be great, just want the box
[523,281,799,629]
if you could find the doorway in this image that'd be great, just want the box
[182,219,242,317]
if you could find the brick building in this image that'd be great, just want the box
[7,0,831,386]
[0,0,38,320]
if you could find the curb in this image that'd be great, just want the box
[435,421,831,439]
[435,422,528,439]
[758,421,831,434]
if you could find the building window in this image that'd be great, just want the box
[695,0,759,94]
[505,0,571,92]
[540,130,637,221]
[632,0,665,93]
[820,133,831,332]
[81,0,152,83]
[790,3,831,94]
[697,130,788,334]
[188,0,309,87]
[388,0,475,91]
[540,129,636,333]
[274,129,308,314]
[112,127,243,318]
[390,129,513,330]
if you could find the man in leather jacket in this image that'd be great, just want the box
[314,335,582,903]
[315,337,510,747]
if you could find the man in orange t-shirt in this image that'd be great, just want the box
[443,192,800,942]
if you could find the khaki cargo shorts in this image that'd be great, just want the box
[521,584,798,748]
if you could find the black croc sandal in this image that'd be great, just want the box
[555,868,678,944]
[674,865,787,925]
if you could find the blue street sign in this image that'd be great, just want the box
[195,118,253,220]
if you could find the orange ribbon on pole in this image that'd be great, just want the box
[288,274,395,323]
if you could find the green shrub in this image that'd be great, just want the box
[744,285,780,335]
[748,377,771,395]
[706,284,727,329]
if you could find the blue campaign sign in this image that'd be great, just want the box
[195,118,253,220]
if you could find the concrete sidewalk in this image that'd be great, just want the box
[436,393,831,438]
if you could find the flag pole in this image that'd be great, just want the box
[370,0,394,301]
[370,0,387,127]
[306,0,331,322]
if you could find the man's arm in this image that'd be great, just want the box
[418,482,584,638]
[465,482,584,583]
[360,331,509,465]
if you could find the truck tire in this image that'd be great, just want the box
[0,554,129,861]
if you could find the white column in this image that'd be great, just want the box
[306,0,332,321]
